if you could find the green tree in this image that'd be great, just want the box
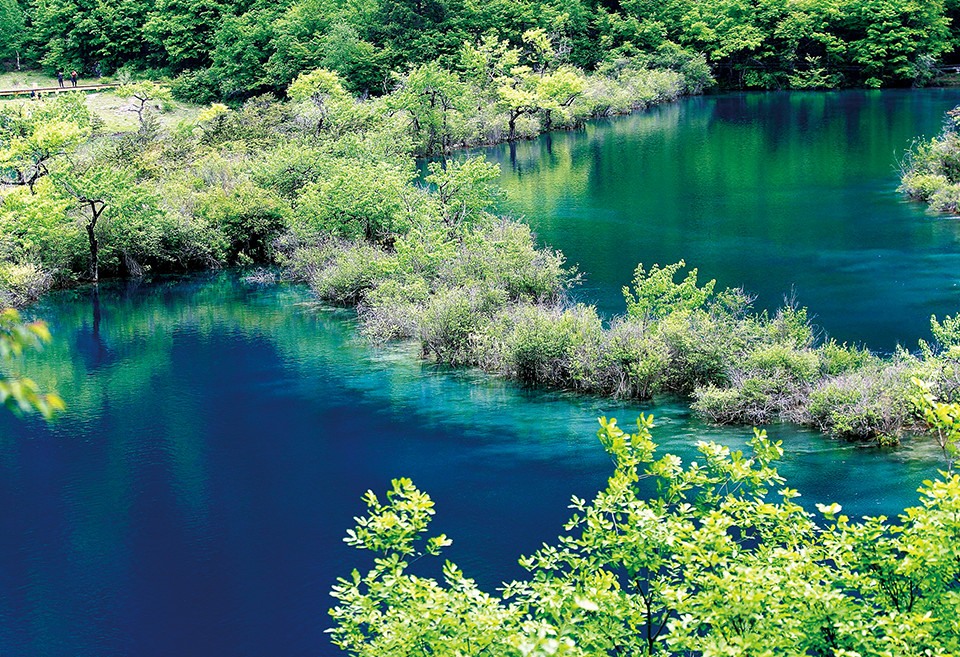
[0,97,91,192]
[331,415,960,655]
[287,67,353,134]
[116,81,174,128]
[0,307,63,418]
[54,165,166,282]
[0,0,24,67]
[387,62,467,154]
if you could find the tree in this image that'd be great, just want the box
[116,81,174,128]
[387,62,467,154]
[0,0,24,68]
[287,67,352,134]
[0,307,63,418]
[0,98,91,192]
[54,165,165,283]
[331,415,960,655]
[423,156,501,226]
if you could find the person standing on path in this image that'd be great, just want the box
[57,71,64,87]
[70,70,77,87]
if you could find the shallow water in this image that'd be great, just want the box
[1,89,958,656]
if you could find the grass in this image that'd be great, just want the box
[84,92,205,133]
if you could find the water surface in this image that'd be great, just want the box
[0,276,945,657]
[485,89,960,350]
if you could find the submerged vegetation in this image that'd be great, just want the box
[330,413,960,656]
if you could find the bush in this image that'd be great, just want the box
[595,318,669,399]
[419,287,493,365]
[170,69,221,105]
[0,262,54,307]
[802,361,918,443]
[309,240,387,306]
[194,182,289,264]
[479,302,603,387]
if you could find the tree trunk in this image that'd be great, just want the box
[508,112,517,141]
[87,222,99,283]
[85,201,104,284]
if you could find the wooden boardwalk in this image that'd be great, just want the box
[0,82,120,97]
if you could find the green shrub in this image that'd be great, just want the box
[194,182,289,264]
[170,69,221,105]
[744,344,819,383]
[817,339,877,376]
[692,379,778,425]
[803,362,918,443]
[309,241,387,305]
[0,262,54,307]
[419,287,491,365]
[481,302,602,387]
[597,318,669,399]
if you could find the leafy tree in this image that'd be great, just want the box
[53,165,166,282]
[287,67,353,134]
[459,33,521,90]
[331,415,960,656]
[423,156,501,226]
[0,0,24,67]
[387,62,467,154]
[0,97,91,192]
[0,307,63,418]
[116,81,174,128]
[623,260,716,322]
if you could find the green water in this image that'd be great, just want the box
[482,89,960,350]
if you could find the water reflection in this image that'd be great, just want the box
[486,89,960,350]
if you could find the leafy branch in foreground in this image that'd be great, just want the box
[0,308,63,418]
[331,416,960,656]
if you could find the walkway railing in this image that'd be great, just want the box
[0,83,121,97]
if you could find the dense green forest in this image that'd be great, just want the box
[0,0,958,95]
[2,1,960,653]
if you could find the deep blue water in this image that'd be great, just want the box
[0,90,957,656]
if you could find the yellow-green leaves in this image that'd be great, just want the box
[0,307,63,419]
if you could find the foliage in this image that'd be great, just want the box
[0,307,63,418]
[0,96,92,191]
[115,81,174,127]
[900,106,960,213]
[331,416,960,656]
[19,0,958,95]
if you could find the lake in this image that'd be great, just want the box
[1,90,958,656]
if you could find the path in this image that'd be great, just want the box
[0,83,121,97]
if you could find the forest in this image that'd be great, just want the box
[0,0,957,97]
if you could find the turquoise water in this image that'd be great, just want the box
[484,89,960,350]
[0,90,958,656]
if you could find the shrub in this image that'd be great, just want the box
[802,361,918,443]
[170,69,221,105]
[596,317,669,399]
[817,339,877,376]
[0,262,54,307]
[194,182,289,264]
[479,302,602,387]
[419,287,493,365]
